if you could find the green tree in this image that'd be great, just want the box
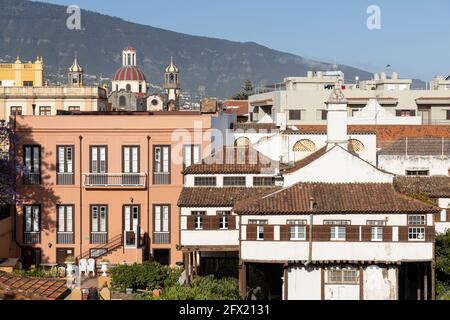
[231,80,254,100]
[436,231,450,299]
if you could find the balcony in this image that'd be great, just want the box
[23,173,41,185]
[57,173,74,185]
[83,173,147,189]
[153,232,170,244]
[90,232,108,244]
[24,232,41,244]
[153,172,170,185]
[57,232,74,244]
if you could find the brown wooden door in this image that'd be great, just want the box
[21,248,41,269]
[56,248,75,266]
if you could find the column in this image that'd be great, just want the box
[239,261,247,298]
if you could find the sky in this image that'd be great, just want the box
[38,0,450,81]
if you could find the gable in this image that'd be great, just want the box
[283,145,394,186]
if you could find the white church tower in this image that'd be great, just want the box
[164,57,180,110]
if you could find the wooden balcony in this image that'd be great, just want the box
[83,173,147,189]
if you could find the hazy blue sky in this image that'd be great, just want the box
[39,0,450,81]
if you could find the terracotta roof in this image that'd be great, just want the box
[184,147,278,174]
[222,100,249,116]
[178,187,280,207]
[294,125,450,147]
[0,272,69,300]
[280,146,328,174]
[234,183,439,215]
[232,122,278,132]
[394,176,450,198]
[379,137,450,156]
[113,66,146,81]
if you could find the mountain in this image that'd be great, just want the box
[0,0,424,98]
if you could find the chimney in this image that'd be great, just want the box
[307,71,313,78]
[326,86,348,150]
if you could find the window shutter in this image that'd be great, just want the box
[228,216,236,230]
[246,224,257,241]
[280,225,290,241]
[383,226,393,242]
[410,110,416,116]
[425,227,435,242]
[304,226,310,241]
[398,226,409,241]
[313,225,330,241]
[447,209,450,222]
[346,226,360,242]
[434,212,441,223]
[186,216,196,230]
[361,226,372,242]
[265,226,274,241]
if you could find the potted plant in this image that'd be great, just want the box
[100,259,110,277]
[65,256,76,277]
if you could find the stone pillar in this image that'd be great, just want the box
[239,261,247,298]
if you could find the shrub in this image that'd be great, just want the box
[110,262,181,292]
[156,276,240,300]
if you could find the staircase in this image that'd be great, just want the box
[77,234,123,261]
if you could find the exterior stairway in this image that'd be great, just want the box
[77,234,123,261]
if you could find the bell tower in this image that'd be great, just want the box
[68,55,84,86]
[164,57,180,110]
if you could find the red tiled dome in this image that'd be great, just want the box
[113,66,146,82]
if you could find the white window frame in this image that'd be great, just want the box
[257,225,265,241]
[408,227,425,241]
[330,226,346,241]
[371,227,383,242]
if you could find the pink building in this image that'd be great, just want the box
[11,111,231,268]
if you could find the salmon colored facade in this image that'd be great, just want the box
[12,112,216,267]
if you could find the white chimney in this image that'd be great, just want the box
[307,71,313,78]
[326,87,348,150]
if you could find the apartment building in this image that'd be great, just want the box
[0,57,108,121]
[0,56,43,88]
[11,111,232,268]
[179,87,440,300]
[249,71,450,126]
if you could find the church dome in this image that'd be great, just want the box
[113,66,147,82]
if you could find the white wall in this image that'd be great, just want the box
[181,230,239,246]
[283,146,394,186]
[436,198,450,234]
[241,241,433,262]
[363,265,398,300]
[378,155,450,176]
[287,266,322,300]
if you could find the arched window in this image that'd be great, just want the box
[348,139,365,153]
[293,139,317,152]
[119,96,126,107]
[126,84,131,92]
[234,137,251,147]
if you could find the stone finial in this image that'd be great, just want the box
[327,85,347,104]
